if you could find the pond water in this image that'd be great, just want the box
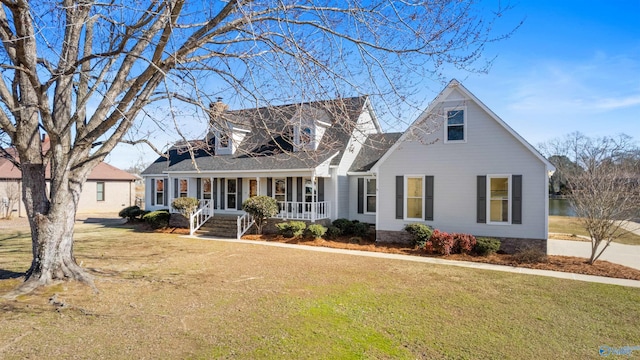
[549,198,577,217]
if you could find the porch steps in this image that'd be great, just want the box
[198,215,241,238]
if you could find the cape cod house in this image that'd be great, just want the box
[142,80,554,252]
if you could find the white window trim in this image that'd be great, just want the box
[201,178,212,200]
[404,175,424,221]
[226,178,237,210]
[153,178,166,206]
[178,178,189,198]
[273,178,286,201]
[294,125,315,151]
[443,106,467,144]
[487,174,511,225]
[364,177,376,215]
[216,131,231,151]
[96,181,105,202]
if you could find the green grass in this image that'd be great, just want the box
[549,216,640,245]
[1,222,640,359]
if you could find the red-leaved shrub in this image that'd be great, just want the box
[452,233,477,254]
[428,230,477,255]
[430,230,455,255]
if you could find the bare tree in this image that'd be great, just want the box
[0,0,514,296]
[0,182,19,219]
[541,132,640,264]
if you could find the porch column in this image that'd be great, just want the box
[257,176,260,196]
[311,173,316,223]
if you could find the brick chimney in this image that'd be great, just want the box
[209,97,228,119]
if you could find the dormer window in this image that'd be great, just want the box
[300,127,312,145]
[218,133,230,149]
[444,106,466,143]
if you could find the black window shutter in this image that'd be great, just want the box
[286,177,293,201]
[237,178,243,210]
[220,178,225,209]
[395,176,403,219]
[173,178,179,198]
[212,178,218,209]
[512,175,522,224]
[318,178,325,202]
[196,178,202,199]
[163,180,168,206]
[267,178,273,197]
[151,179,156,206]
[296,177,303,202]
[357,178,364,214]
[477,176,486,223]
[425,176,434,221]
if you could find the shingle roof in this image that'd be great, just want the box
[349,133,402,172]
[142,96,368,174]
[0,140,137,181]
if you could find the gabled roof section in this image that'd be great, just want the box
[349,132,402,173]
[371,79,555,172]
[143,96,372,174]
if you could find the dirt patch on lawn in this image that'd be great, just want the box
[241,234,640,281]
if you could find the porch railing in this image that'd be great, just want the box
[274,201,330,222]
[237,213,255,239]
[190,199,214,236]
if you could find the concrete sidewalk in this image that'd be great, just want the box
[186,235,640,289]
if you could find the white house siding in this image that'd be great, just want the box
[347,176,376,224]
[376,90,548,245]
[335,105,380,221]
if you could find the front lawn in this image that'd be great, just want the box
[549,216,640,245]
[1,222,639,359]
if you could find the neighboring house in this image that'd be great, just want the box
[0,136,138,217]
[142,80,554,252]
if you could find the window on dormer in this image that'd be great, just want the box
[300,127,312,145]
[218,133,230,148]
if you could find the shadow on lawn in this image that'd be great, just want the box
[0,269,24,280]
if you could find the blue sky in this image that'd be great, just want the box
[438,0,640,147]
[106,0,640,169]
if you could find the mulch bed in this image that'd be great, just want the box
[240,234,640,281]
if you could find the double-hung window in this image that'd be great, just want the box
[226,179,237,209]
[488,175,510,223]
[179,179,188,197]
[96,182,105,202]
[154,178,166,206]
[444,106,466,143]
[405,176,423,220]
[202,178,212,200]
[365,178,376,213]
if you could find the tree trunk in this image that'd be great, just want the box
[5,163,95,298]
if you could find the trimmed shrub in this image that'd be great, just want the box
[142,210,170,229]
[430,229,455,255]
[332,218,352,233]
[404,223,434,249]
[473,237,501,256]
[119,205,144,222]
[452,233,477,254]
[171,197,199,218]
[350,222,370,238]
[512,247,548,264]
[242,196,279,234]
[275,221,307,238]
[306,224,327,239]
[324,226,342,239]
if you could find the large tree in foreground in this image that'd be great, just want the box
[541,132,640,264]
[0,0,511,296]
